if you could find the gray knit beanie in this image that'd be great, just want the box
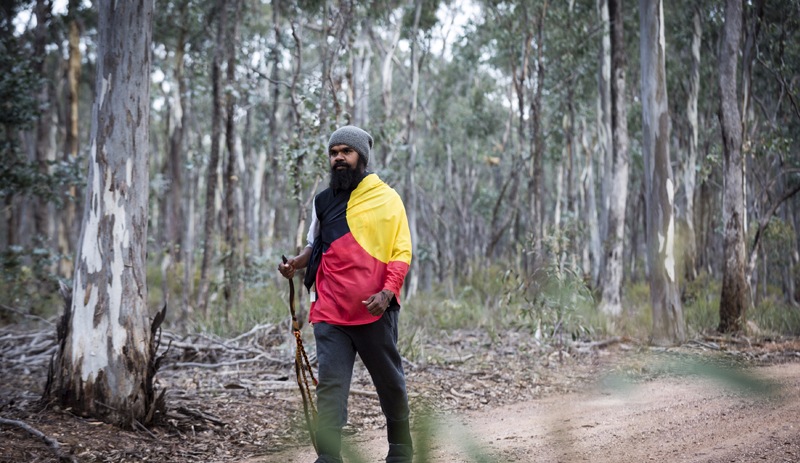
[328,125,373,166]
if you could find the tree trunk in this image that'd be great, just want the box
[375,14,402,168]
[33,0,53,246]
[58,0,82,278]
[181,112,201,321]
[262,2,284,253]
[598,0,630,317]
[166,0,188,260]
[580,118,601,283]
[196,0,228,315]
[50,0,156,427]
[640,0,685,345]
[717,0,749,334]
[528,1,548,268]
[681,6,702,283]
[223,0,244,316]
[786,194,798,305]
[404,0,423,298]
[595,0,612,284]
[350,27,372,127]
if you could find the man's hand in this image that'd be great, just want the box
[278,257,297,279]
[363,289,393,317]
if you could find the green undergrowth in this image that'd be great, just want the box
[5,257,800,348]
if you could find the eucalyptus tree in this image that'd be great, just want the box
[598,0,630,317]
[58,0,85,278]
[683,5,702,282]
[222,0,245,315]
[47,0,161,426]
[661,0,707,284]
[717,0,749,333]
[196,0,230,315]
[739,0,800,306]
[593,0,611,284]
[31,0,55,246]
[469,0,550,271]
[639,0,685,344]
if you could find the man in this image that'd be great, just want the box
[278,125,413,463]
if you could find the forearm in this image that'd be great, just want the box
[290,246,313,269]
[383,261,410,298]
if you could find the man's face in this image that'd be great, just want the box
[329,144,361,171]
[328,144,365,191]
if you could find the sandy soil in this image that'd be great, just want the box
[265,362,800,463]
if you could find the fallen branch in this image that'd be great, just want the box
[174,406,226,427]
[229,323,276,343]
[0,416,77,463]
[171,353,284,369]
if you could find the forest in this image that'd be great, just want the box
[2,0,800,462]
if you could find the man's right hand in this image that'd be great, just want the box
[278,257,296,279]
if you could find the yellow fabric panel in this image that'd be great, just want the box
[347,174,412,265]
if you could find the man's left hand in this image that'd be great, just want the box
[363,290,393,317]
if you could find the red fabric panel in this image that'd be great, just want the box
[309,232,387,326]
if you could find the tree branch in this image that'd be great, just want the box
[748,181,800,272]
[0,416,77,462]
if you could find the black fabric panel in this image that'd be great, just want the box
[304,187,352,290]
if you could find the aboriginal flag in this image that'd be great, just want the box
[308,174,412,326]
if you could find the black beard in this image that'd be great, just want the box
[329,163,364,191]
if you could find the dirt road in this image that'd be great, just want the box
[4,327,800,463]
[265,363,800,463]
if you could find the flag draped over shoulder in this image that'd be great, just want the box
[308,174,412,326]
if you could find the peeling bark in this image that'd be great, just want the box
[640,0,685,345]
[46,0,158,428]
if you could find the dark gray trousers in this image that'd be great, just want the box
[313,310,413,463]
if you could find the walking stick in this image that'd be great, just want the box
[282,255,318,451]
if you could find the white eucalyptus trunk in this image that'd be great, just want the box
[55,0,154,426]
[596,0,613,262]
[639,0,685,345]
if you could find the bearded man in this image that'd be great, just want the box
[279,125,414,463]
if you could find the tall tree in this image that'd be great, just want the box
[598,0,630,317]
[196,0,228,315]
[47,0,159,426]
[639,0,685,345]
[403,0,423,298]
[32,0,53,246]
[223,0,244,316]
[528,0,548,267]
[58,0,83,278]
[681,5,702,282]
[717,0,749,333]
[586,0,612,284]
[595,0,612,284]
